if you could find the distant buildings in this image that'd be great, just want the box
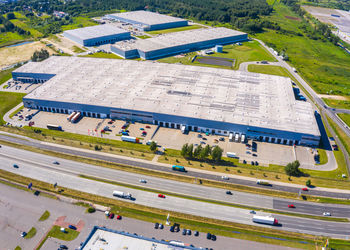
[53,11,68,18]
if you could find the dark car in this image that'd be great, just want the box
[159,223,164,229]
[68,225,76,230]
[170,226,175,232]
[206,232,212,239]
[59,245,68,249]
[186,229,191,235]
[255,161,259,166]
[13,164,19,168]
[154,223,159,229]
[211,234,217,241]
[251,161,255,166]
[108,213,114,219]
[182,229,187,235]
[226,190,232,195]
[194,231,199,236]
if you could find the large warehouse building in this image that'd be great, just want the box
[106,10,188,31]
[14,56,320,146]
[111,27,248,59]
[63,24,131,46]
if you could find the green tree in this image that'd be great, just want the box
[199,145,211,160]
[149,141,157,152]
[187,144,194,158]
[6,12,16,20]
[193,145,202,158]
[211,146,223,162]
[285,160,301,177]
[181,143,189,157]
[306,179,311,187]
[31,49,50,62]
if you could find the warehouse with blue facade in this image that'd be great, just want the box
[63,24,131,46]
[106,10,188,31]
[111,27,248,59]
[14,56,320,147]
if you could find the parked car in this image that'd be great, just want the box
[211,234,217,241]
[170,226,175,232]
[13,164,19,168]
[108,213,114,219]
[182,229,187,235]
[59,245,68,249]
[219,137,225,141]
[206,232,212,239]
[68,225,77,230]
[194,231,199,236]
[154,223,159,229]
[21,232,27,237]
[186,229,191,235]
[226,190,232,195]
[146,125,151,129]
[250,210,256,214]
[116,215,122,220]
[158,194,166,198]
[197,134,202,138]
[159,223,164,229]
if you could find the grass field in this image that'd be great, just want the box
[136,35,151,39]
[71,45,85,53]
[158,40,276,70]
[248,65,290,77]
[37,225,79,249]
[0,67,17,84]
[322,98,350,110]
[146,24,204,35]
[254,1,350,98]
[338,113,350,127]
[327,115,350,157]
[61,17,98,31]
[38,210,50,221]
[10,19,43,38]
[0,92,26,125]
[80,52,123,59]
[0,32,27,48]
[24,227,36,239]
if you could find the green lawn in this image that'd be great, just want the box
[10,19,43,38]
[37,225,79,249]
[146,24,204,35]
[0,32,27,47]
[61,17,98,31]
[24,227,36,239]
[0,67,16,84]
[80,52,123,59]
[71,45,85,53]
[0,92,26,125]
[9,105,23,119]
[254,1,350,96]
[322,98,350,110]
[158,40,276,70]
[38,210,50,221]
[338,113,350,128]
[136,35,151,39]
[248,65,290,77]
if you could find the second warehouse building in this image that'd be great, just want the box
[14,56,320,147]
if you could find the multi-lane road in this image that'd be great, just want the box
[1,144,350,238]
[1,133,350,201]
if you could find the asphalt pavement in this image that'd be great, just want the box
[0,147,350,238]
[1,133,350,201]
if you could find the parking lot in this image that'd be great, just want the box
[9,110,315,167]
[0,79,41,94]
[0,183,293,250]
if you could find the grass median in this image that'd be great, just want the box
[0,168,327,249]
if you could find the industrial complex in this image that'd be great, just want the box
[13,56,320,146]
[106,10,188,31]
[81,226,199,249]
[63,24,131,46]
[111,27,248,59]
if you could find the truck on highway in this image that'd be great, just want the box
[172,165,186,172]
[113,190,132,199]
[252,215,278,225]
[256,180,270,186]
[47,124,62,131]
[121,135,139,143]
[226,152,238,159]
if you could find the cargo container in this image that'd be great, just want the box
[226,152,238,158]
[229,133,233,142]
[252,215,278,225]
[113,190,132,199]
[47,124,62,131]
[121,135,139,143]
[71,112,81,123]
[67,112,76,121]
[181,125,186,134]
[241,134,246,143]
[235,133,239,142]
[256,179,270,186]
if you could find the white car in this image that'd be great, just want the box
[139,179,147,183]
[323,212,331,216]
[221,176,229,180]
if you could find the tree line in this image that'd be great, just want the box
[181,143,223,162]
[0,13,31,35]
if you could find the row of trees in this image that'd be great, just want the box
[0,14,31,35]
[181,143,223,162]
[31,49,49,62]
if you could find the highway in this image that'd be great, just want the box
[1,149,350,238]
[1,145,350,237]
[1,133,350,201]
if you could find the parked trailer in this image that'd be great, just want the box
[181,125,186,134]
[47,124,62,131]
[235,133,239,142]
[252,215,278,225]
[172,165,186,172]
[113,190,132,199]
[67,112,76,121]
[241,134,246,143]
[226,152,238,159]
[71,112,81,123]
[229,133,233,142]
[121,135,139,143]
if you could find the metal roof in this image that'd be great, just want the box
[108,10,187,26]
[18,56,320,136]
[112,27,246,52]
[63,24,129,40]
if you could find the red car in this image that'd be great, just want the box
[146,125,151,129]
[302,188,308,191]
[288,204,295,208]
[116,215,122,220]
[158,194,166,198]
[109,213,115,219]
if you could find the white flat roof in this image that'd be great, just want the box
[112,27,246,52]
[108,10,186,26]
[63,24,129,40]
[18,56,319,136]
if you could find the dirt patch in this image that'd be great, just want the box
[285,16,301,21]
[319,94,349,101]
[0,41,55,69]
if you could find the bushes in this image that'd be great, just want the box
[87,207,96,213]
[285,160,301,177]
